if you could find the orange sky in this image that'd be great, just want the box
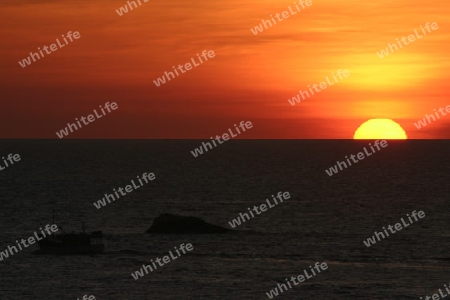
[1,0,449,138]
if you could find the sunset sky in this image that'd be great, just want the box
[1,0,449,139]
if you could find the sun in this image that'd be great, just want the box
[354,119,407,139]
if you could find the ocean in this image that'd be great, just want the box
[0,140,448,299]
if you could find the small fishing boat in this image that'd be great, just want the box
[35,212,104,254]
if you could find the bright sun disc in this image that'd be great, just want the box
[354,119,407,139]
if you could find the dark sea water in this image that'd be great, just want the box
[0,140,449,300]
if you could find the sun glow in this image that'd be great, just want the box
[354,119,407,140]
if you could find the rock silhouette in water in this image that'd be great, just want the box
[146,213,232,234]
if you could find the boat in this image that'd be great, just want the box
[35,212,105,255]
[36,230,104,254]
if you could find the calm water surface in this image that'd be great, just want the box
[0,140,448,299]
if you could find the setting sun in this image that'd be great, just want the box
[354,119,408,140]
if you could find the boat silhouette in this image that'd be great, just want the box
[35,212,104,255]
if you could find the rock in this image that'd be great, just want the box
[146,213,232,234]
